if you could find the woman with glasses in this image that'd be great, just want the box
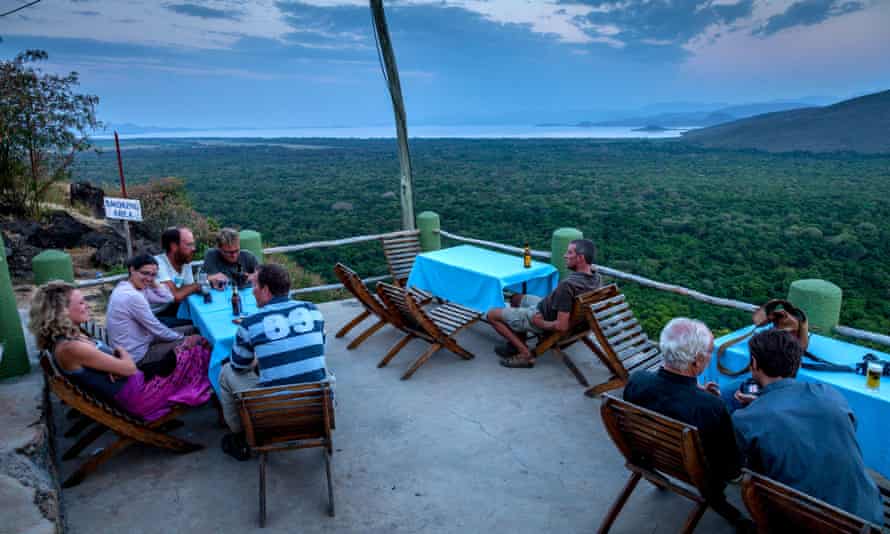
[106,255,206,374]
[30,280,212,421]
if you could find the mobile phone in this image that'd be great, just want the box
[740,378,760,396]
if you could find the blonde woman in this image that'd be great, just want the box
[30,281,212,421]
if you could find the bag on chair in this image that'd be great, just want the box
[716,299,810,377]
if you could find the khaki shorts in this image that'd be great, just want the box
[500,295,543,334]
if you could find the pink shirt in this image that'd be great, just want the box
[106,281,182,362]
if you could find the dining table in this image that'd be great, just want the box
[703,327,890,480]
[177,286,258,393]
[406,244,560,313]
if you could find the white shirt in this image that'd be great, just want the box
[155,253,194,288]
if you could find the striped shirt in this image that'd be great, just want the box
[230,296,326,387]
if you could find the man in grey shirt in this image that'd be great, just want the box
[487,239,601,368]
[732,329,883,525]
[204,227,258,289]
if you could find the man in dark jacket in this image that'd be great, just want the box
[624,317,749,530]
[732,329,883,525]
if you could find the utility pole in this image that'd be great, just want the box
[114,131,133,257]
[370,0,415,230]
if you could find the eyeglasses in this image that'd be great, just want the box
[137,270,157,278]
[220,247,240,257]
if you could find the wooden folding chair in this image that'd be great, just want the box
[333,262,394,349]
[598,394,736,534]
[333,262,432,349]
[381,230,422,286]
[741,469,882,533]
[582,284,662,398]
[380,230,431,300]
[61,320,112,434]
[375,282,481,380]
[40,352,203,488]
[529,289,603,389]
[237,382,335,528]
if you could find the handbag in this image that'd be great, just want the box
[716,299,810,377]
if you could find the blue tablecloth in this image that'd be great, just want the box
[703,328,890,479]
[178,287,257,393]
[406,244,559,312]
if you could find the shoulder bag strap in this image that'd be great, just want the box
[716,325,758,377]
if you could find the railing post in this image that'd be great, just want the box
[416,211,440,252]
[32,249,74,285]
[551,228,583,280]
[0,238,29,378]
[788,279,842,335]
[239,230,264,262]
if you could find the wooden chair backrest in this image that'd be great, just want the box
[584,284,661,377]
[237,382,333,453]
[381,231,422,286]
[376,281,423,333]
[333,263,389,319]
[40,351,143,425]
[741,469,881,533]
[600,394,710,493]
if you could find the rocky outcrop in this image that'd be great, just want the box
[69,182,105,218]
[1,211,161,280]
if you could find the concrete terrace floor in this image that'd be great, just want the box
[57,298,742,534]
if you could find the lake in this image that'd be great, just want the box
[101,124,690,140]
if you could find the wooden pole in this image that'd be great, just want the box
[113,131,133,258]
[370,0,416,231]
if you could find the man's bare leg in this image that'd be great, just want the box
[487,308,533,361]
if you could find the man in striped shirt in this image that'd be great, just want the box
[218,263,326,460]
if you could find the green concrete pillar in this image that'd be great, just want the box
[551,227,584,280]
[239,230,263,262]
[0,238,29,378]
[416,211,441,252]
[32,249,74,285]
[788,279,842,335]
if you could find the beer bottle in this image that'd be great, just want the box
[231,286,241,316]
[523,242,532,269]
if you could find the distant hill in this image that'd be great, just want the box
[682,90,890,154]
[591,101,815,128]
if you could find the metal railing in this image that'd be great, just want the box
[75,228,890,347]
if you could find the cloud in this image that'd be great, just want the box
[578,0,755,45]
[275,1,372,50]
[754,0,865,36]
[164,3,243,20]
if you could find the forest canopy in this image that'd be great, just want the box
[73,138,890,337]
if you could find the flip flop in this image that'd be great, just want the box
[500,356,535,368]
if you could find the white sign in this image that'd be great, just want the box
[103,197,142,221]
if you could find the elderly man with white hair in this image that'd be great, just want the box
[623,318,750,532]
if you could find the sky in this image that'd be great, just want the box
[1,0,889,128]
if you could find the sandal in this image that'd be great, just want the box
[495,343,519,358]
[500,356,535,368]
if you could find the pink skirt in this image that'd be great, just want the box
[115,340,213,421]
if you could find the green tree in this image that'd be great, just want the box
[0,50,100,217]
